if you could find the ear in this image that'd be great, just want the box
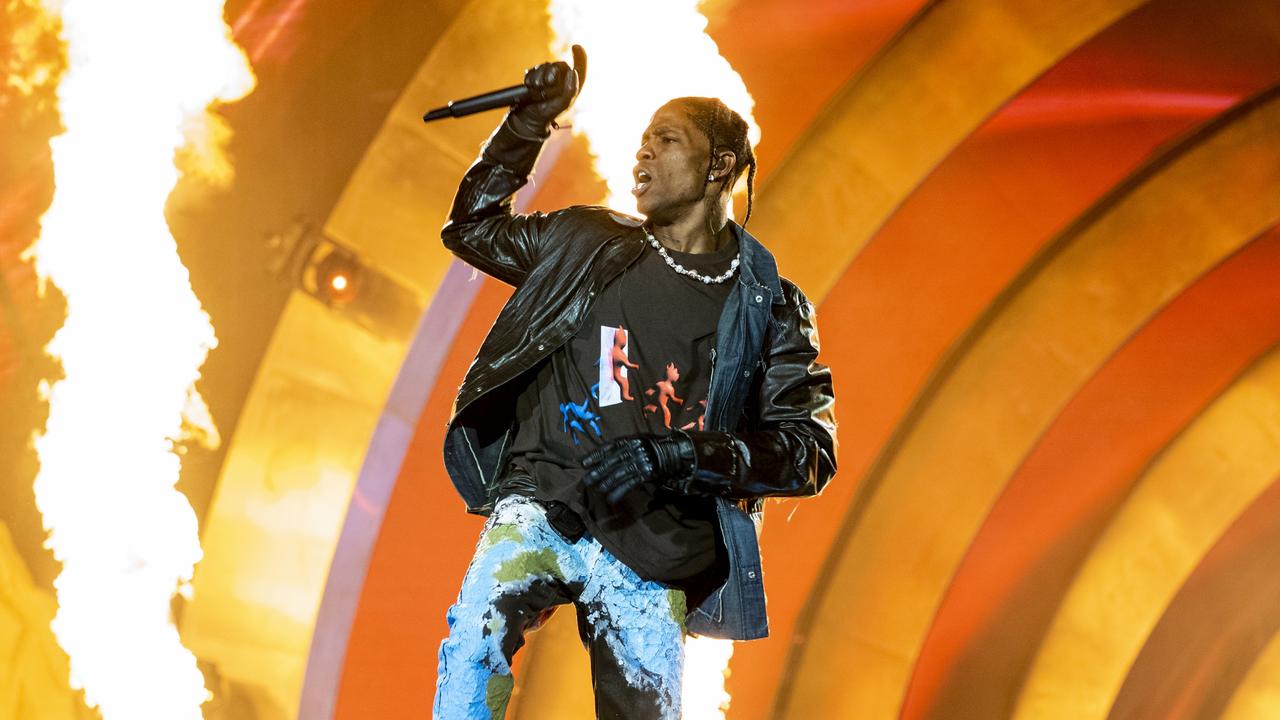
[712,149,738,182]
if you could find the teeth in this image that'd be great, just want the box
[637,170,651,182]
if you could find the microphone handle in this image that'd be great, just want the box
[422,84,530,122]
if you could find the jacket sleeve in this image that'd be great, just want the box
[682,283,838,500]
[440,112,564,287]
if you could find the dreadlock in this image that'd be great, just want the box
[665,96,758,228]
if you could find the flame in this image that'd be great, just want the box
[4,0,64,113]
[547,1,760,716]
[683,630,735,714]
[27,0,254,717]
[549,0,760,218]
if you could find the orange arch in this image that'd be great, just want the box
[903,225,1280,719]
[334,277,511,718]
[1109,473,1280,719]
[731,0,1280,711]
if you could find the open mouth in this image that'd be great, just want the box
[632,168,652,196]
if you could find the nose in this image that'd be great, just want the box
[636,142,653,161]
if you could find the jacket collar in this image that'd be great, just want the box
[728,219,785,305]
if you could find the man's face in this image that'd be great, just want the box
[632,104,711,221]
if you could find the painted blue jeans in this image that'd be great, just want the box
[433,495,686,719]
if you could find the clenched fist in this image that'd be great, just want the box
[580,432,696,505]
[511,44,586,136]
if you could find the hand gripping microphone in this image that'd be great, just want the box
[422,44,587,123]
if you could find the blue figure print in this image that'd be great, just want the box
[561,383,603,446]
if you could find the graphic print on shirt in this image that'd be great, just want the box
[590,324,711,432]
[598,325,638,407]
[643,362,686,429]
[560,383,602,445]
[680,399,707,432]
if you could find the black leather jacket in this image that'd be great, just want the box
[440,113,837,639]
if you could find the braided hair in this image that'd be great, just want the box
[664,97,758,228]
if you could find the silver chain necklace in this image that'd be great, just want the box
[643,226,740,284]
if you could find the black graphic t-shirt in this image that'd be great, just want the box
[505,231,739,585]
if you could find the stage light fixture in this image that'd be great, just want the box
[311,246,362,307]
[266,219,422,341]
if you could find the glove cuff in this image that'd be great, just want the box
[506,110,553,140]
[653,430,697,492]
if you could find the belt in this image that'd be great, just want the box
[497,465,586,542]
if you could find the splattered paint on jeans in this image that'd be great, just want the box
[433,495,685,719]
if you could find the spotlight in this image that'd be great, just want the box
[265,219,422,341]
[310,246,362,307]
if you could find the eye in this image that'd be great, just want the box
[662,136,676,144]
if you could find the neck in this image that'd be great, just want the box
[648,202,731,254]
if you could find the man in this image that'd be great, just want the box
[433,54,837,720]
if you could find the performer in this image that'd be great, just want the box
[433,54,837,720]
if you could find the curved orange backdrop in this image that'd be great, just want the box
[325,1,1280,717]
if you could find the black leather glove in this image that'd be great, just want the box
[580,432,696,505]
[510,45,586,137]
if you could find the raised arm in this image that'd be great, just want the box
[440,56,582,286]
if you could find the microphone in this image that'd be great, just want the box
[422,45,587,124]
[422,84,532,122]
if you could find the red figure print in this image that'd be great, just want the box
[681,399,707,432]
[643,362,685,428]
[611,326,638,401]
